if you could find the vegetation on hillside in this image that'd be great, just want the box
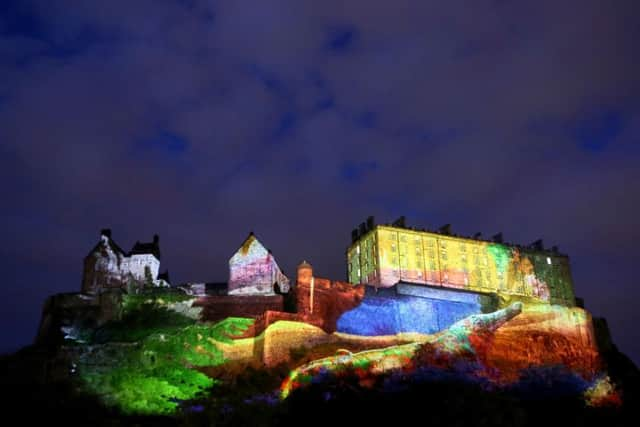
[72,292,254,414]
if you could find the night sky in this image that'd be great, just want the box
[1,1,638,364]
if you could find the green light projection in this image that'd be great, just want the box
[75,293,254,414]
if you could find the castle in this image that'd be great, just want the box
[62,217,598,346]
[81,229,170,293]
[347,216,576,306]
[33,217,616,416]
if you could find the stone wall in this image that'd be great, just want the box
[228,233,290,296]
[123,254,160,283]
[336,284,493,335]
[194,295,284,323]
[82,236,128,293]
[295,277,365,333]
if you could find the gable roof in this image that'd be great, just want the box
[230,231,274,260]
[86,232,127,259]
[129,235,161,260]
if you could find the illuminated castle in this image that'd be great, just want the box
[347,216,576,307]
[81,229,170,294]
[70,221,595,343]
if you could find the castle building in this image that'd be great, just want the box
[347,217,576,307]
[81,229,168,293]
[228,232,290,296]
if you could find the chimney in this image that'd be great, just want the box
[153,234,159,244]
[100,228,112,239]
[551,245,559,253]
[392,216,406,228]
[492,232,503,243]
[472,232,482,240]
[351,228,360,243]
[359,222,367,236]
[530,239,543,251]
[438,224,452,235]
[366,216,375,231]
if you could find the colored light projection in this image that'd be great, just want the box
[336,283,495,336]
[281,302,608,404]
[72,293,256,414]
[67,290,614,415]
[47,224,621,420]
[228,233,290,295]
[348,226,575,306]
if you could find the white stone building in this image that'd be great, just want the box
[228,232,290,295]
[81,229,168,294]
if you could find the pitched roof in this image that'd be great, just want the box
[129,235,161,260]
[238,231,258,255]
[235,231,274,256]
[86,232,127,259]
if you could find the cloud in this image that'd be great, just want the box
[1,0,639,361]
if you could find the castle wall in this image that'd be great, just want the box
[194,295,284,323]
[336,284,489,336]
[348,226,576,306]
[124,254,160,282]
[295,277,365,333]
[228,235,289,295]
[82,237,127,293]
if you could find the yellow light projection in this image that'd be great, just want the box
[348,226,576,307]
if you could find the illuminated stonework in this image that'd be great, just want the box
[35,221,621,417]
[281,301,604,401]
[228,232,290,295]
[82,229,168,293]
[347,220,575,306]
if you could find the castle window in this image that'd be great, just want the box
[547,257,552,265]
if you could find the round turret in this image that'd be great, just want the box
[297,260,313,287]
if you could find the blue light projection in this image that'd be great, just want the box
[336,283,493,335]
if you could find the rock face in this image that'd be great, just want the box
[280,302,604,399]
[485,304,601,380]
[228,233,290,295]
[280,304,524,398]
[36,290,124,346]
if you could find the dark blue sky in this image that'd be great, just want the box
[1,1,639,364]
